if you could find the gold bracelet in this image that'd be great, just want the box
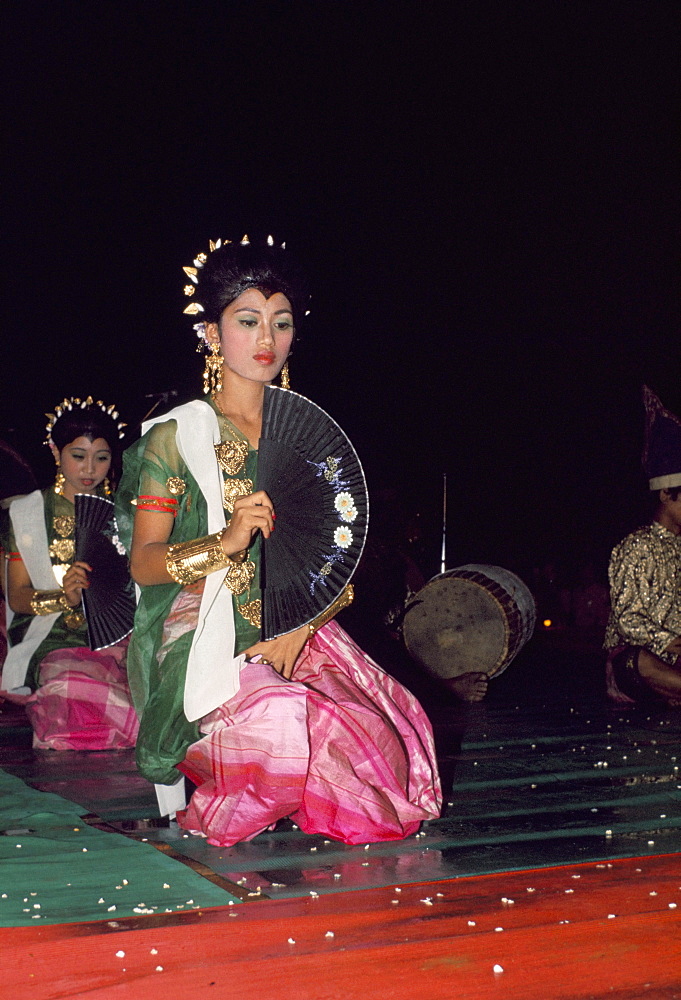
[30,589,69,616]
[31,588,85,629]
[165,528,233,586]
[308,584,354,637]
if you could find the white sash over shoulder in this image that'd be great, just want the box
[142,400,248,816]
[1,491,61,691]
[142,400,246,721]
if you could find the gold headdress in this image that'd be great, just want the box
[45,396,127,445]
[183,235,259,312]
[183,235,293,345]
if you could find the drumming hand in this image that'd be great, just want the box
[222,490,275,557]
[244,625,309,681]
[62,561,92,608]
[444,673,489,703]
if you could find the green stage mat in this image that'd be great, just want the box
[0,769,239,927]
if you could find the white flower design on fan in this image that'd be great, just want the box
[335,492,357,522]
[110,533,127,557]
[334,526,353,550]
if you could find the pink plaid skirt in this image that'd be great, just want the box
[177,619,441,846]
[23,640,139,750]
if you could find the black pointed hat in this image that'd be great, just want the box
[642,386,681,490]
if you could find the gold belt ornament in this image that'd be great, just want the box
[224,559,256,596]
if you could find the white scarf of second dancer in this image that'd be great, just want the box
[1,491,61,691]
[142,399,246,722]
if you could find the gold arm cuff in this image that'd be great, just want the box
[308,584,354,637]
[165,529,232,586]
[30,589,70,616]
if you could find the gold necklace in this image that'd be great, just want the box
[211,391,229,420]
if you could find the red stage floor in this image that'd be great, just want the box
[5,853,680,1000]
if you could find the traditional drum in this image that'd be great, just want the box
[403,564,536,680]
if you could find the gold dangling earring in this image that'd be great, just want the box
[280,360,290,390]
[103,477,112,496]
[203,343,224,396]
[53,456,66,496]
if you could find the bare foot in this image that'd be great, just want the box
[637,650,681,705]
[444,672,489,703]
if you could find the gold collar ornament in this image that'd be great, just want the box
[54,515,75,537]
[214,439,249,476]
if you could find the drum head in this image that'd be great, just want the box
[403,576,509,680]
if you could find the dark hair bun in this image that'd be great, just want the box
[198,241,309,325]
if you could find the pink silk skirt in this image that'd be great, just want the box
[177,619,442,846]
[23,640,139,750]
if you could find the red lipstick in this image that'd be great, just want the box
[254,352,276,365]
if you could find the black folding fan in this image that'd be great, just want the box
[256,385,369,639]
[74,494,136,650]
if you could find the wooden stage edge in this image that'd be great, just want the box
[6,852,681,1000]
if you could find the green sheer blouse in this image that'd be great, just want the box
[116,399,262,784]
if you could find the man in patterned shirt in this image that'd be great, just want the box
[604,388,681,706]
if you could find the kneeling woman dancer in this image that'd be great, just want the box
[118,237,441,845]
[2,397,139,750]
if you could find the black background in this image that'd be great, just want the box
[2,0,679,581]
